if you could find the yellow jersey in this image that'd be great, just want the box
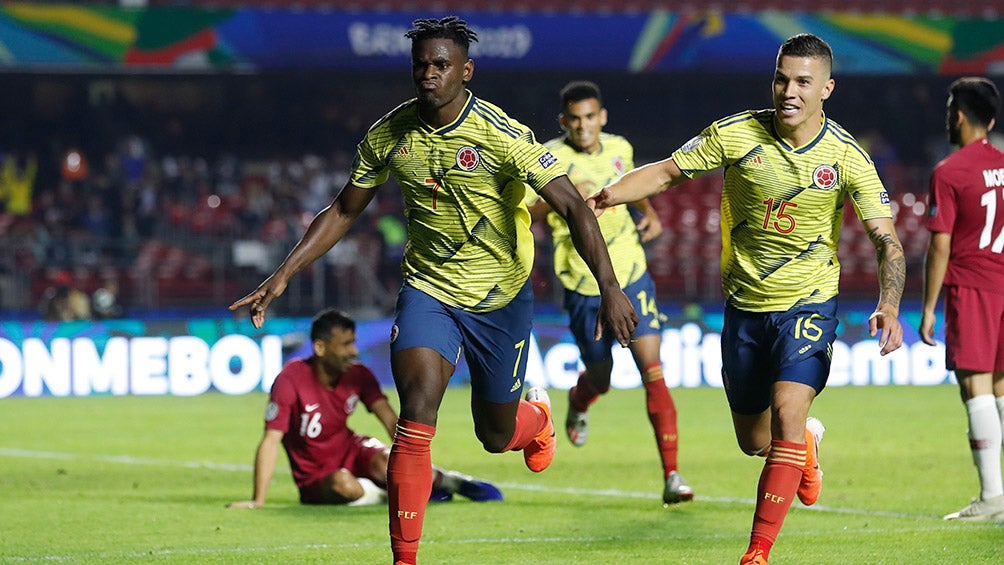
[672,110,891,311]
[350,91,564,312]
[534,133,646,296]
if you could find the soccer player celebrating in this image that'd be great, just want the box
[920,77,1004,522]
[589,34,905,564]
[526,80,692,504]
[229,16,637,565]
[227,309,503,509]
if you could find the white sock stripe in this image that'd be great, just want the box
[395,425,435,441]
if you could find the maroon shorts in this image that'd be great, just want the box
[944,285,1004,373]
[298,435,387,504]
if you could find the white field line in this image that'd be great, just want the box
[0,447,934,522]
[4,446,1003,562]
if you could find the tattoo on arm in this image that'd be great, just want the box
[867,228,905,309]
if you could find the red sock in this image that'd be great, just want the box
[569,371,601,412]
[388,420,435,565]
[643,366,678,477]
[502,399,547,452]
[748,439,806,558]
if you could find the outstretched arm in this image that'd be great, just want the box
[228,429,284,509]
[539,175,638,345]
[919,231,951,346]
[588,157,686,212]
[863,217,906,355]
[229,182,378,328]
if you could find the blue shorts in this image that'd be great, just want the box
[564,272,662,364]
[720,298,838,415]
[390,281,533,404]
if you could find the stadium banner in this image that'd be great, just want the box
[0,4,999,74]
[0,307,950,398]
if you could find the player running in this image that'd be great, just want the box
[589,34,905,564]
[230,16,637,565]
[527,80,692,504]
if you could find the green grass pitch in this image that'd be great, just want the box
[2,384,1003,563]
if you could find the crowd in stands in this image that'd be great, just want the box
[0,66,970,318]
[0,133,939,319]
[0,136,411,317]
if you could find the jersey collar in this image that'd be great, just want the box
[771,111,828,154]
[563,135,602,155]
[420,90,475,135]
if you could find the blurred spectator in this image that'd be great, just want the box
[0,151,37,216]
[91,276,124,319]
[39,270,92,321]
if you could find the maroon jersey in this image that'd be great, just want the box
[264,359,387,487]
[926,138,1004,293]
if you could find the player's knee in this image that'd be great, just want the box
[329,469,364,501]
[738,440,771,457]
[475,428,510,453]
[581,368,612,395]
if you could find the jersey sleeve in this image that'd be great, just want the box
[844,148,892,221]
[499,129,565,193]
[264,368,296,433]
[356,365,388,412]
[524,137,565,207]
[349,133,392,189]
[924,165,957,233]
[670,123,726,178]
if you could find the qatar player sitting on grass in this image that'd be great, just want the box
[227,309,502,508]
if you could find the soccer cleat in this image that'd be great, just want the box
[428,487,453,503]
[436,469,504,502]
[440,469,504,502]
[740,547,768,565]
[798,417,825,506]
[565,388,589,447]
[457,478,504,502]
[662,470,694,505]
[943,495,1004,521]
[523,387,556,473]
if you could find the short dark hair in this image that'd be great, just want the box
[405,16,478,56]
[310,308,355,342]
[777,33,833,73]
[949,77,1000,129]
[559,80,603,110]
